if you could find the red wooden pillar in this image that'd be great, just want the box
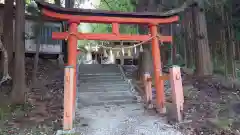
[63,66,74,130]
[112,23,119,35]
[67,22,78,119]
[150,24,166,113]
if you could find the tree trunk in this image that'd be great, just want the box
[136,0,151,80]
[30,0,45,88]
[3,0,14,69]
[0,38,11,85]
[225,11,236,79]
[11,0,26,104]
[171,24,177,65]
[136,0,158,80]
[184,11,194,68]
[194,4,213,76]
[235,40,240,60]
[31,25,42,88]
[191,6,199,73]
[220,5,228,77]
[181,12,188,66]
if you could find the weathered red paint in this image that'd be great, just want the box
[52,32,173,42]
[112,23,119,35]
[68,23,78,121]
[63,66,74,130]
[42,8,179,24]
[150,24,166,113]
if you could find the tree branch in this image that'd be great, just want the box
[156,0,197,16]
[102,0,114,10]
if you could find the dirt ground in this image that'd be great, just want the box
[126,66,240,135]
[0,62,240,135]
[176,73,240,135]
[0,58,64,135]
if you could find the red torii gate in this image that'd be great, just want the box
[36,1,181,130]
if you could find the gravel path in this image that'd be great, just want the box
[69,64,183,135]
[74,104,183,135]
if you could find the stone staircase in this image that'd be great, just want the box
[70,64,183,135]
[77,64,138,107]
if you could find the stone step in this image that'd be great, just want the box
[77,96,138,107]
[78,83,129,88]
[78,87,130,92]
[78,76,123,80]
[78,67,120,71]
[78,78,124,83]
[76,64,137,108]
[78,94,135,102]
[77,99,139,107]
[79,66,119,69]
[79,64,119,68]
[79,79,127,83]
[77,91,132,98]
[78,73,122,76]
[77,87,130,92]
[79,80,126,84]
[79,80,125,83]
[78,73,122,78]
[78,71,121,74]
[78,79,124,83]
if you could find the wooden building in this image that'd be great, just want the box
[0,3,63,58]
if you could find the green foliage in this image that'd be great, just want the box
[0,105,10,121]
[98,0,136,12]
[25,0,31,5]
[90,0,138,34]
[77,0,138,47]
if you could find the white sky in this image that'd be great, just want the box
[78,0,101,33]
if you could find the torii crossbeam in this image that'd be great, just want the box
[36,1,179,130]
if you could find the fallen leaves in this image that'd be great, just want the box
[1,58,64,134]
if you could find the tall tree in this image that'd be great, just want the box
[182,10,195,68]
[136,0,157,80]
[221,3,236,79]
[193,2,213,75]
[11,0,26,104]
[3,0,14,68]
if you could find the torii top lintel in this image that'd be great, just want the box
[36,1,179,25]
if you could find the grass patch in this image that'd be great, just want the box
[0,105,11,121]
[0,103,32,121]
